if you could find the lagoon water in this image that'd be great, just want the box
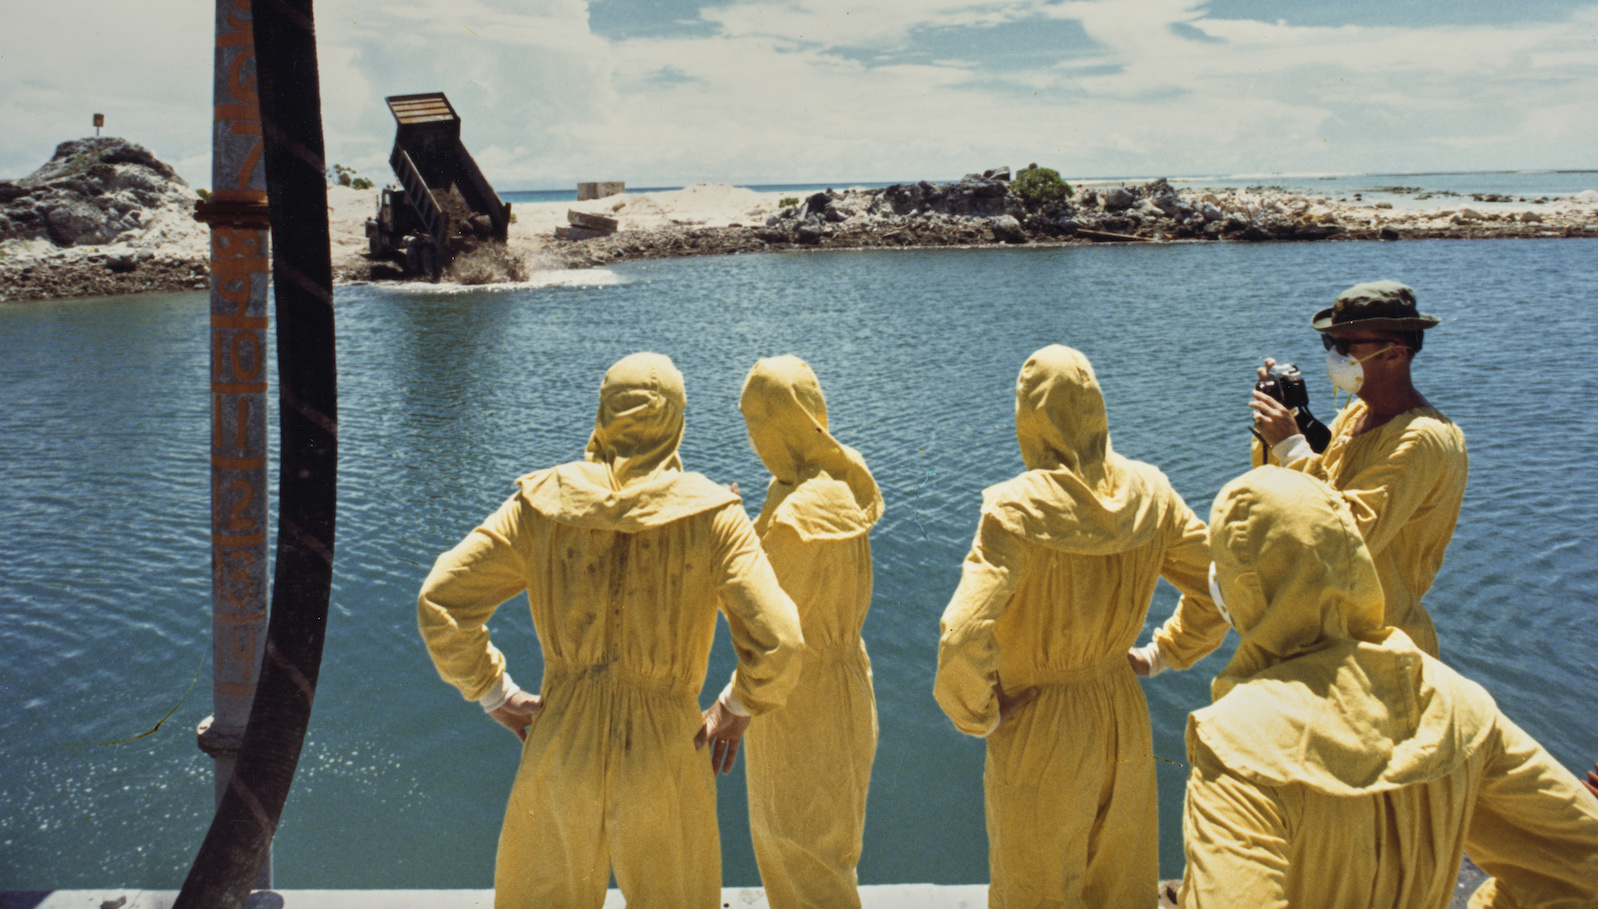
[3,237,1596,889]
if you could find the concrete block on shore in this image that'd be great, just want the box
[577,181,625,201]
[567,210,619,233]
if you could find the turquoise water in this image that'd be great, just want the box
[3,238,1597,888]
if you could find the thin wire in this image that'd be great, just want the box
[65,662,204,748]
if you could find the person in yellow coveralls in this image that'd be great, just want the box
[1133,280,1466,678]
[727,355,884,909]
[935,344,1216,909]
[417,352,804,909]
[1180,466,1598,908]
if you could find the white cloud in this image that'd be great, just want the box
[0,1,212,182]
[703,0,1034,47]
[2,0,1594,188]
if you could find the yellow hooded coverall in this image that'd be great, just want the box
[1155,399,1466,667]
[935,345,1215,909]
[418,353,804,909]
[1181,467,1598,909]
[737,356,884,909]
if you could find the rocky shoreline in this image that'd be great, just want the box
[5,144,1597,302]
[530,175,1598,272]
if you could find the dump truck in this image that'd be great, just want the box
[365,92,511,277]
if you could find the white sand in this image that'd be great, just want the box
[510,182,789,239]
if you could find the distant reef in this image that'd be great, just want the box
[7,146,1598,301]
[537,169,1598,271]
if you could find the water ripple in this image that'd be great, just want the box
[4,240,1597,887]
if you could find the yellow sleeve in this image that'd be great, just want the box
[417,493,532,702]
[1179,744,1291,909]
[711,503,804,716]
[1275,401,1355,475]
[1465,714,1598,908]
[1301,420,1462,557]
[1152,496,1228,671]
[934,511,1031,737]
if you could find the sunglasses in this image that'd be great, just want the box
[1321,335,1394,356]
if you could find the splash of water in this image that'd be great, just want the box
[446,242,531,285]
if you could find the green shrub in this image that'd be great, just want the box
[328,163,366,187]
[1013,167,1072,206]
[351,177,375,190]
[196,187,212,201]
[780,197,800,208]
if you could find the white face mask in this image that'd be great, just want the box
[1324,343,1394,396]
[1208,562,1232,627]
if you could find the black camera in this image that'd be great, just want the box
[1253,363,1331,453]
[1255,364,1310,410]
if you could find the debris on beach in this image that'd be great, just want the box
[556,209,619,241]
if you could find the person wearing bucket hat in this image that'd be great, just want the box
[417,352,804,909]
[1132,280,1466,676]
[1175,466,1598,908]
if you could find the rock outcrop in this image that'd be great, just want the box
[722,175,1361,252]
[540,175,1598,271]
[1,138,211,301]
[1,138,195,246]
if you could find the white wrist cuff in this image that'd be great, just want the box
[478,672,520,712]
[1271,433,1313,464]
[718,680,750,717]
[1134,641,1169,677]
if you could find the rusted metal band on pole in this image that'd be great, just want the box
[205,0,270,758]
[195,198,270,229]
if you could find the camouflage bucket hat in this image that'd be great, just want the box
[1311,280,1440,332]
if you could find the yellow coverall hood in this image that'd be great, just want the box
[987,344,1165,554]
[740,355,883,541]
[1194,466,1495,796]
[517,352,737,531]
[1015,344,1111,478]
[584,351,687,489]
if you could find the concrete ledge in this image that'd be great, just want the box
[0,868,1488,909]
[1,887,990,909]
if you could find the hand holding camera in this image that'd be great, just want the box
[1251,359,1331,453]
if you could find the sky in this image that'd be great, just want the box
[2,0,1596,190]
